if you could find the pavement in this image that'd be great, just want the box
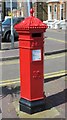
[1,76,66,119]
[0,42,19,61]
[0,29,67,119]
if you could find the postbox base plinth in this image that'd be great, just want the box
[19,98,46,114]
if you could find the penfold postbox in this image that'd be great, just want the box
[14,9,48,114]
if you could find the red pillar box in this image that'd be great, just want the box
[14,9,48,114]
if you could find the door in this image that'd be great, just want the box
[54,5,57,19]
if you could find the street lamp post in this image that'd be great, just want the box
[27,0,30,16]
[27,0,32,16]
[10,0,14,49]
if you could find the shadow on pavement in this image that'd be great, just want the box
[1,86,20,99]
[45,88,67,110]
[44,74,67,83]
[1,86,67,111]
[45,49,67,56]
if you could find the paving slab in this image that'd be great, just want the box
[0,42,19,61]
[0,75,66,118]
[1,87,19,118]
[1,42,19,50]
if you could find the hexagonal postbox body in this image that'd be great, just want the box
[14,9,48,114]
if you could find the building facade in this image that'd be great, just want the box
[47,0,66,20]
[12,2,24,17]
[2,1,30,18]
[2,0,17,19]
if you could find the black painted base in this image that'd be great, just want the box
[19,97,46,114]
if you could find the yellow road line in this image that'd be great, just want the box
[0,60,19,65]
[0,51,6,53]
[47,37,66,43]
[0,70,66,83]
[45,70,67,76]
[0,78,19,83]
[47,29,65,34]
[47,28,66,34]
[0,70,66,87]
[0,81,20,87]
[44,72,66,79]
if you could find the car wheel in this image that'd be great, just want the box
[14,31,19,42]
[5,32,11,42]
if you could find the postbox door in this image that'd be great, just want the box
[30,47,44,100]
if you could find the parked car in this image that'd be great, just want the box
[2,17,24,42]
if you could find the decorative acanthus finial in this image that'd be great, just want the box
[30,8,34,16]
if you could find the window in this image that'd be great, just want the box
[54,5,57,12]
[61,4,63,9]
[50,6,52,12]
[0,3,2,11]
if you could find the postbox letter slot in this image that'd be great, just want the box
[32,33,41,37]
